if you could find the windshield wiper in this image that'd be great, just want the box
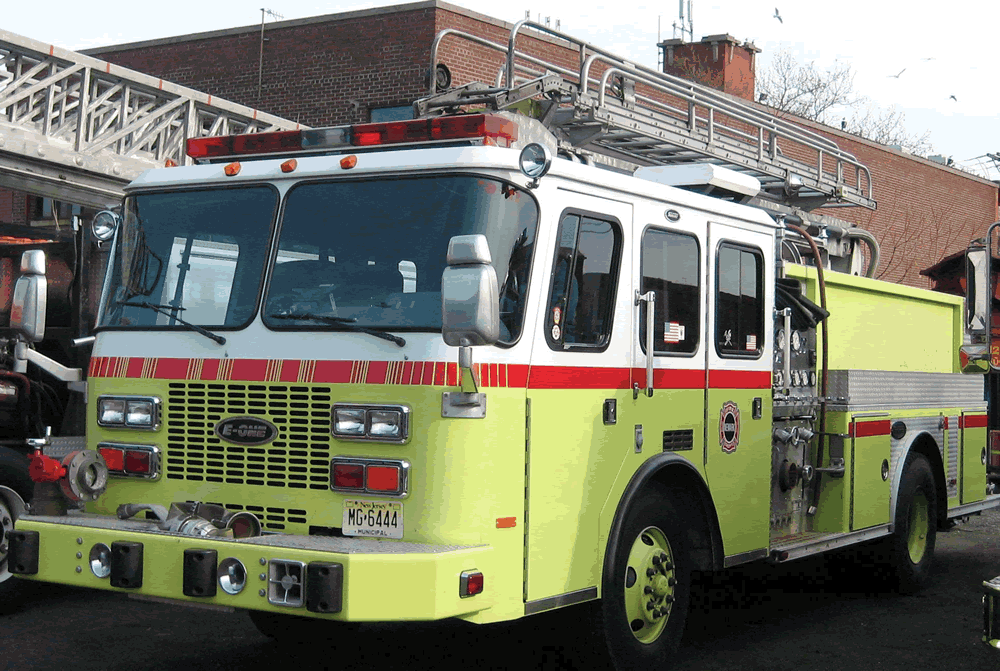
[269,312,406,347]
[120,301,226,345]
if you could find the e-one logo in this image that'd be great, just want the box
[214,417,278,446]
[719,401,740,453]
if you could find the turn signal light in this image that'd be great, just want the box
[99,444,159,479]
[332,463,364,489]
[330,457,409,496]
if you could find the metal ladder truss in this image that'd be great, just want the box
[420,20,875,211]
[0,29,303,208]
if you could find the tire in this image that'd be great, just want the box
[888,452,937,594]
[247,609,361,645]
[0,447,32,504]
[600,484,691,671]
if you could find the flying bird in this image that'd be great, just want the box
[888,68,905,78]
[949,95,958,101]
[774,7,783,23]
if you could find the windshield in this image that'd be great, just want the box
[264,175,539,342]
[98,187,276,329]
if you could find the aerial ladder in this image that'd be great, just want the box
[417,19,875,216]
[0,28,303,209]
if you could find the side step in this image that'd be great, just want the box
[769,525,892,563]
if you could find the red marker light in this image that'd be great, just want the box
[224,162,241,176]
[280,158,298,173]
[340,155,357,169]
[460,570,484,597]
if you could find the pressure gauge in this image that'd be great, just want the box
[791,331,802,352]
[776,328,786,351]
[774,370,784,387]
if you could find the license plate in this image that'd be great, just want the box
[343,499,403,539]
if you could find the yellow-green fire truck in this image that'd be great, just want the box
[2,22,997,671]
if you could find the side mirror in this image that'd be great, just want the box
[11,250,47,343]
[966,239,990,341]
[441,235,499,347]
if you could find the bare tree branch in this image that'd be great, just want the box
[758,48,934,156]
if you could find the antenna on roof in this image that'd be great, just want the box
[672,0,694,42]
[258,8,285,104]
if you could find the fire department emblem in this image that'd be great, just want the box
[719,401,740,453]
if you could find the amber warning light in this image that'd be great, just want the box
[186,114,518,160]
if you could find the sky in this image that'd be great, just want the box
[5,0,999,180]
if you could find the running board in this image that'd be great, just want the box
[948,496,1000,520]
[769,525,892,563]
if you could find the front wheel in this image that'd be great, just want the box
[601,485,691,671]
[889,452,937,594]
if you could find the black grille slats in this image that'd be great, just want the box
[166,382,333,490]
[662,429,694,451]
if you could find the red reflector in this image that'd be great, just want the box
[124,449,151,474]
[333,463,364,489]
[280,158,297,173]
[224,162,241,176]
[496,517,517,529]
[99,447,125,472]
[340,155,357,169]
[351,114,517,148]
[461,571,484,597]
[164,159,178,168]
[366,465,400,492]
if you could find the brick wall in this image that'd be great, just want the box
[0,190,30,226]
[83,0,998,289]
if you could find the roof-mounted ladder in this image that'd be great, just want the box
[416,20,875,211]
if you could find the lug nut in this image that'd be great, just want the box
[646,600,655,611]
[652,555,662,565]
[646,568,656,577]
[668,577,676,587]
[663,595,675,604]
[643,586,653,594]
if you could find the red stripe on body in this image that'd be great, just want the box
[279,360,301,382]
[708,369,771,389]
[528,366,631,390]
[851,420,891,438]
[313,360,352,383]
[366,361,388,385]
[961,414,988,429]
[154,358,189,380]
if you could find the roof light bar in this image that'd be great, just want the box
[186,114,517,160]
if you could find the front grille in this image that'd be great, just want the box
[204,501,308,532]
[166,382,332,490]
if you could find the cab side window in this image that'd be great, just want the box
[639,228,700,355]
[546,212,622,350]
[716,243,763,357]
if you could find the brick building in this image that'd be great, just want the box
[5,0,996,288]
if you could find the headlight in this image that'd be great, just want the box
[332,404,410,443]
[333,408,366,436]
[126,399,156,427]
[369,409,402,439]
[98,398,125,425]
[97,396,161,430]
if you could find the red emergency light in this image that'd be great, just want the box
[186,114,517,160]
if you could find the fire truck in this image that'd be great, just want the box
[3,22,997,669]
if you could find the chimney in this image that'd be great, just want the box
[659,34,760,101]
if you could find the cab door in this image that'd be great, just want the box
[631,207,708,482]
[703,219,773,560]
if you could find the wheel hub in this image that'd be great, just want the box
[624,526,676,643]
[907,491,930,564]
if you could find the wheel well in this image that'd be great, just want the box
[908,433,948,529]
[646,463,724,571]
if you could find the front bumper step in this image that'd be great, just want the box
[12,511,493,621]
